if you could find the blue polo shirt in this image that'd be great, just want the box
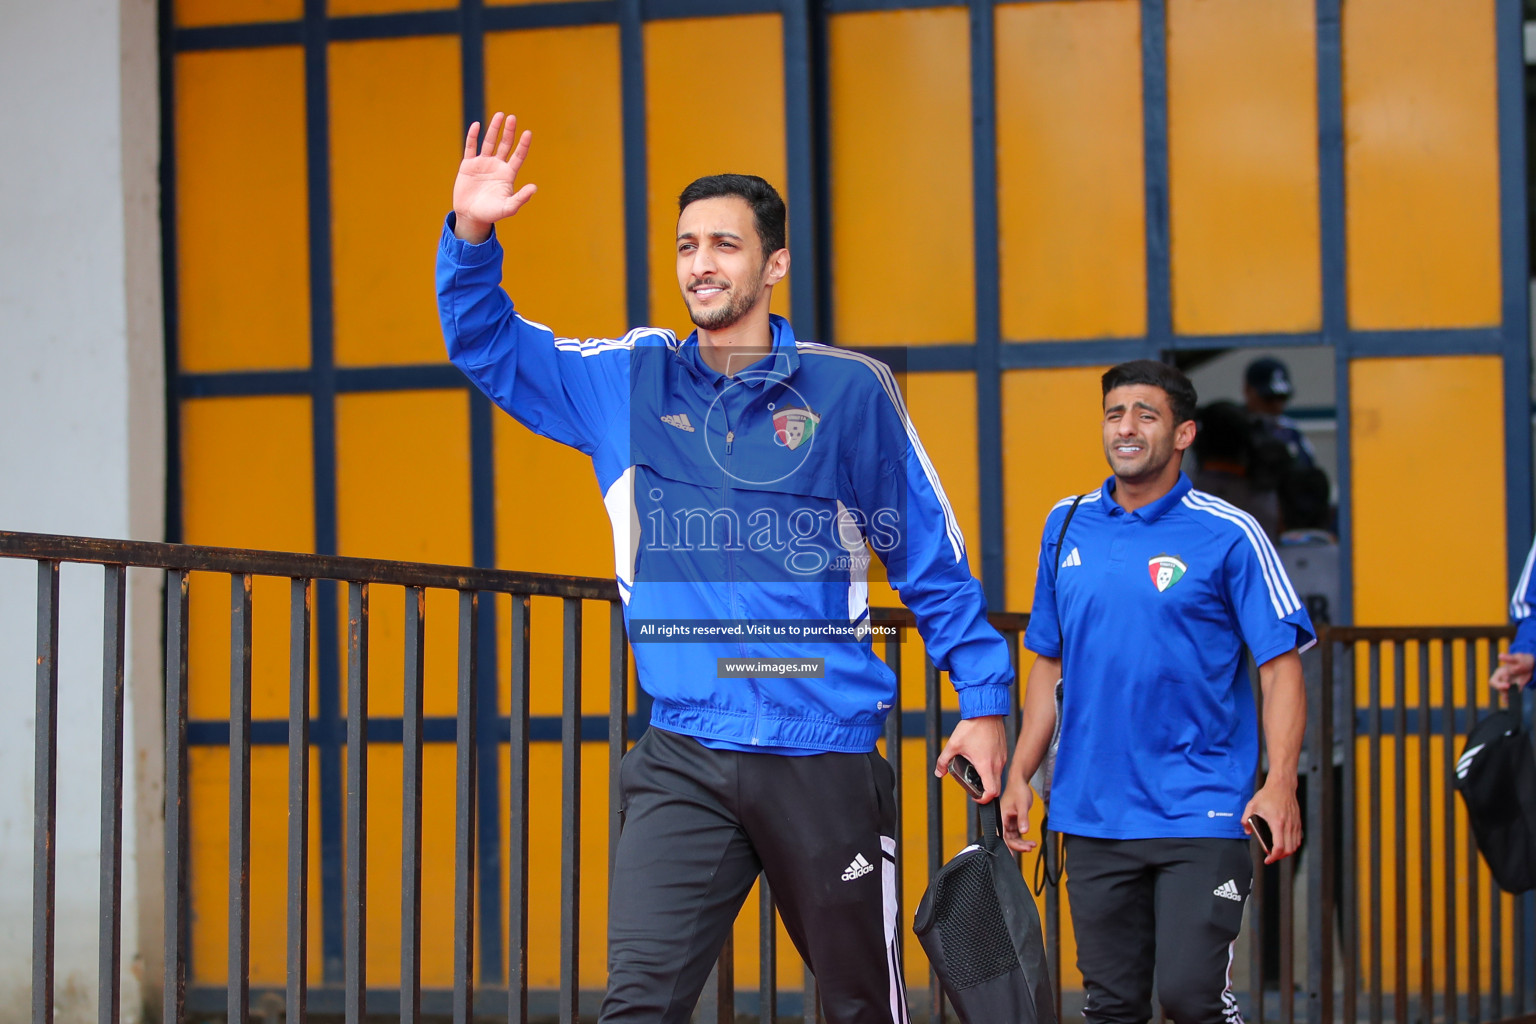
[1025,473,1315,840]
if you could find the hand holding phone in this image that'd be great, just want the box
[947,754,986,800]
[1245,814,1273,857]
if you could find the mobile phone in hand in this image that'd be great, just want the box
[1245,814,1273,856]
[947,754,986,800]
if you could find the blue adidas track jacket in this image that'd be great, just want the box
[437,216,1012,753]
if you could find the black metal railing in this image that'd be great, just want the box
[3,530,1035,1024]
[1246,625,1536,1024]
[8,528,1536,1024]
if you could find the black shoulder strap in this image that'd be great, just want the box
[1052,494,1086,647]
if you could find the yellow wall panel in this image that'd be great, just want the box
[860,371,977,612]
[176,0,301,26]
[1167,0,1319,334]
[1343,0,1501,330]
[486,26,627,343]
[510,743,614,986]
[182,396,316,720]
[336,390,472,564]
[996,0,1145,341]
[176,49,310,372]
[191,747,325,985]
[331,37,462,366]
[903,371,980,577]
[182,396,315,552]
[1001,367,1111,613]
[645,16,789,334]
[360,744,461,985]
[493,412,610,579]
[830,9,972,346]
[1351,356,1505,625]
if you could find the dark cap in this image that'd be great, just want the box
[1245,357,1293,400]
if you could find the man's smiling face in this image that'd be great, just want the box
[676,195,775,332]
[1102,383,1195,485]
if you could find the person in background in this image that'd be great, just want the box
[1243,356,1317,474]
[1492,537,1536,691]
[1192,399,1281,541]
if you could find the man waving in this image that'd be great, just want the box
[439,114,1012,1024]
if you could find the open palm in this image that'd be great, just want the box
[453,112,537,238]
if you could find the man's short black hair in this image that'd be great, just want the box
[677,174,787,257]
[1101,359,1198,425]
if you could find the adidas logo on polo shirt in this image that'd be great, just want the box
[660,412,695,432]
[1213,879,1242,902]
[841,853,874,881]
[1060,546,1082,568]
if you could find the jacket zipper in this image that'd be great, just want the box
[719,406,761,744]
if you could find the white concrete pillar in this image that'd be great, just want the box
[0,0,165,1020]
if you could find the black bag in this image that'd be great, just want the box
[1453,700,1536,894]
[913,802,1057,1024]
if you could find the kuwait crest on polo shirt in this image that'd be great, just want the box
[772,407,820,451]
[1148,554,1187,593]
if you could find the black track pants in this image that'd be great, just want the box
[1064,835,1252,1024]
[598,726,910,1024]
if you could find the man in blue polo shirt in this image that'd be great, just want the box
[1491,537,1536,692]
[1000,360,1312,1024]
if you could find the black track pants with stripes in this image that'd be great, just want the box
[1065,834,1252,1024]
[598,726,909,1024]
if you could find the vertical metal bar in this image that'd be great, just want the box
[401,586,426,1024]
[560,598,583,1024]
[1280,849,1294,1024]
[1342,639,1358,1024]
[1251,839,1266,1021]
[344,581,369,1024]
[701,936,735,1024]
[1418,642,1433,1023]
[882,633,904,977]
[609,601,628,885]
[1307,630,1334,1024]
[924,659,944,1024]
[1492,818,1504,1021]
[804,965,820,1024]
[454,591,479,1024]
[760,877,778,1024]
[1368,641,1382,1024]
[229,574,254,1024]
[1252,658,1267,1020]
[1392,642,1406,1024]
[1467,640,1482,1024]
[32,561,59,1024]
[163,569,190,1024]
[288,578,312,1024]
[1443,639,1458,1024]
[508,596,532,1024]
[98,565,127,1024]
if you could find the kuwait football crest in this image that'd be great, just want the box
[1148,554,1187,593]
[772,407,820,450]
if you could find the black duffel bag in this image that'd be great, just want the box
[913,801,1056,1024]
[1454,697,1536,894]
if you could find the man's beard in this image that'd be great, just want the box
[687,271,765,331]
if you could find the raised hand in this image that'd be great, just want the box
[452,112,537,244]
